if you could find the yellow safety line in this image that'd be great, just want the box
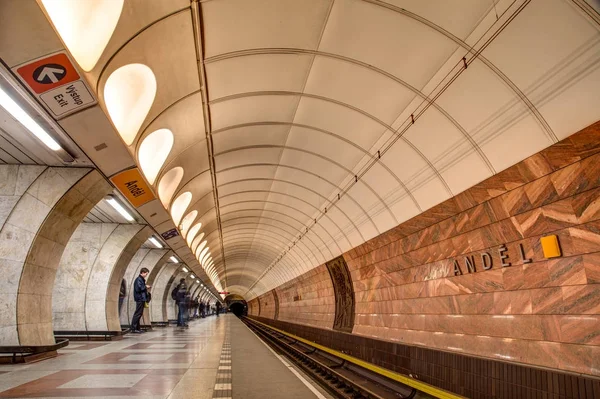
[249,318,465,399]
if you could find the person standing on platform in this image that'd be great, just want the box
[131,268,149,333]
[216,301,222,317]
[199,301,205,318]
[176,279,188,328]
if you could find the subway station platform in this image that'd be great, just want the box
[0,315,330,399]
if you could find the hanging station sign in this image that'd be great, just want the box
[110,168,155,208]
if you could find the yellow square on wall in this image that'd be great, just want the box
[540,235,561,258]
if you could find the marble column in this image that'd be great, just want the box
[150,262,181,322]
[0,166,111,345]
[53,223,119,331]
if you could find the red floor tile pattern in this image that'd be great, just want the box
[0,369,186,398]
[83,351,196,364]
[59,343,110,351]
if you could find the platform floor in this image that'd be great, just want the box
[0,314,331,399]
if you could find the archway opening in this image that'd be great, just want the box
[225,294,247,317]
[229,302,246,317]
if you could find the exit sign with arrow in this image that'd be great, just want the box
[14,51,95,119]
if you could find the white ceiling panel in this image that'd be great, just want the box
[483,0,598,93]
[215,147,282,171]
[201,0,332,57]
[217,164,278,185]
[381,0,493,41]
[210,96,298,131]
[303,56,415,124]
[213,124,290,154]
[411,174,450,212]
[440,150,493,196]
[293,97,386,150]
[380,139,430,185]
[206,54,313,99]
[320,0,459,89]
[479,114,551,172]
[285,125,364,169]
[277,148,349,191]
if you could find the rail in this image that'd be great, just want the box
[243,317,464,399]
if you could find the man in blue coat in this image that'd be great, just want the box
[131,267,150,333]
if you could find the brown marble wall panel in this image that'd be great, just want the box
[256,290,276,319]
[275,264,335,329]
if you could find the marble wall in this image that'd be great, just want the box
[0,166,111,345]
[150,263,182,322]
[250,263,335,330]
[53,223,118,331]
[249,120,600,377]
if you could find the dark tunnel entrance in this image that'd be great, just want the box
[225,294,248,317]
[229,302,247,317]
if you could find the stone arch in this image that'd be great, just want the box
[120,248,171,326]
[103,226,152,331]
[150,262,180,323]
[0,166,111,346]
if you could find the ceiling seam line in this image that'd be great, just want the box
[192,0,226,290]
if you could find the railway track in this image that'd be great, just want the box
[242,317,452,399]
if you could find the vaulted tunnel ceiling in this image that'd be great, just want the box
[32,0,600,299]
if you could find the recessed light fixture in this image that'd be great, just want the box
[0,86,62,151]
[190,274,195,279]
[182,267,189,273]
[169,256,178,263]
[148,236,163,248]
[105,196,134,222]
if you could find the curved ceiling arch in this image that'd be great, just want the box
[211,91,455,197]
[218,189,353,255]
[213,122,422,209]
[218,177,362,249]
[220,222,320,261]
[219,225,330,263]
[217,163,375,238]
[221,209,327,260]
[215,149,394,227]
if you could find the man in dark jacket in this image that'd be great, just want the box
[215,301,222,317]
[176,279,188,327]
[131,268,149,333]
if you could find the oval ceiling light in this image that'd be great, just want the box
[200,251,210,266]
[180,210,198,238]
[198,247,209,262]
[195,240,207,257]
[138,129,173,184]
[41,0,123,71]
[158,167,184,208]
[171,192,192,226]
[104,64,156,145]
[186,223,202,246]
[191,232,205,253]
